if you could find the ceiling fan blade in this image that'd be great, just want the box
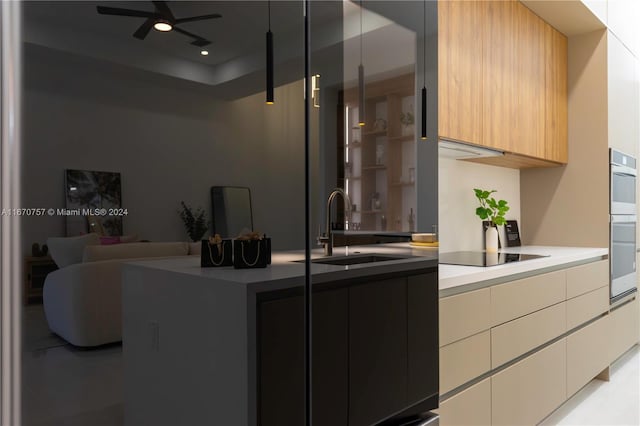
[152,1,175,21]
[96,6,158,19]
[172,27,211,47]
[174,14,222,25]
[133,18,156,40]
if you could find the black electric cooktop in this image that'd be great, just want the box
[439,251,548,267]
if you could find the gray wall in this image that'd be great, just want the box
[22,46,306,253]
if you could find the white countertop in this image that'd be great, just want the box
[126,243,607,296]
[439,246,608,297]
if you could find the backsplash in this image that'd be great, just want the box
[438,157,521,253]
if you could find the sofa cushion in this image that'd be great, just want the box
[47,233,100,268]
[82,241,189,262]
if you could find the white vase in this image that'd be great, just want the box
[485,226,498,253]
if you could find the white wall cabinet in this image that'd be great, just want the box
[607,31,639,158]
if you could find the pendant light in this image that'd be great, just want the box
[266,0,274,105]
[421,0,427,140]
[358,0,365,127]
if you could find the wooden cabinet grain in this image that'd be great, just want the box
[438,0,484,145]
[438,0,568,168]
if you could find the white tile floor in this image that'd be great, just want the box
[22,306,640,425]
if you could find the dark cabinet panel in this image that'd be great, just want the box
[259,296,304,426]
[259,289,349,426]
[349,278,408,426]
[408,273,439,404]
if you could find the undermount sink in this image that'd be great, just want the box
[295,254,414,266]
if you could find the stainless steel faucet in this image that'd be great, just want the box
[318,188,352,256]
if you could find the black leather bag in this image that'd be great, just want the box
[233,238,271,269]
[201,239,233,267]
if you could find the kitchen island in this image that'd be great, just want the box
[122,244,439,426]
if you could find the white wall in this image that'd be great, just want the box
[438,157,521,253]
[22,47,306,253]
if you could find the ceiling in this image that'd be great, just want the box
[23,1,423,99]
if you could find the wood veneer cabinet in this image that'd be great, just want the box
[438,0,568,168]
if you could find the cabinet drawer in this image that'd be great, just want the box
[439,378,490,426]
[491,302,566,369]
[567,286,609,330]
[492,339,567,426]
[609,297,639,364]
[566,260,609,299]
[491,270,565,326]
[567,315,610,397]
[440,288,491,346]
[440,331,490,395]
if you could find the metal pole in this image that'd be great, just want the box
[1,1,23,425]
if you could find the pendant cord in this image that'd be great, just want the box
[268,0,271,31]
[359,0,363,65]
[423,0,426,84]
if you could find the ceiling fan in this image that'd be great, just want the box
[96,1,221,47]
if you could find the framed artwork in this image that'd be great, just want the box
[64,169,122,236]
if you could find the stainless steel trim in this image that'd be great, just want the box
[611,214,637,223]
[438,138,503,159]
[611,163,637,177]
[611,289,637,309]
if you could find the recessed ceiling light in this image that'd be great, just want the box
[200,50,209,56]
[153,21,172,32]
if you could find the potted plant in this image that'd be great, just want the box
[179,201,209,242]
[473,189,509,253]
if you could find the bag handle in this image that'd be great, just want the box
[207,242,226,266]
[241,240,261,267]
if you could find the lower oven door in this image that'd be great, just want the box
[611,215,637,301]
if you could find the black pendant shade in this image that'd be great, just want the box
[358,64,365,127]
[421,86,427,139]
[266,30,274,104]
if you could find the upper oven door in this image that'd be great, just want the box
[611,164,637,215]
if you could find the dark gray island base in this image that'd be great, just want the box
[122,247,439,426]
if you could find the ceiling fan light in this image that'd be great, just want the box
[153,21,172,32]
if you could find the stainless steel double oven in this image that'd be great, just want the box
[610,149,638,302]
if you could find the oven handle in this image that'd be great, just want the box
[611,214,637,223]
[611,164,637,177]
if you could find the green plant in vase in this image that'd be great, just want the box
[179,201,209,242]
[473,189,509,252]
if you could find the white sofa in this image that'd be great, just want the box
[43,241,195,347]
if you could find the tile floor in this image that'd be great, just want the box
[22,306,640,425]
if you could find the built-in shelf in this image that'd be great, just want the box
[362,165,387,171]
[361,210,386,214]
[391,181,415,187]
[389,134,415,143]
[363,130,387,137]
